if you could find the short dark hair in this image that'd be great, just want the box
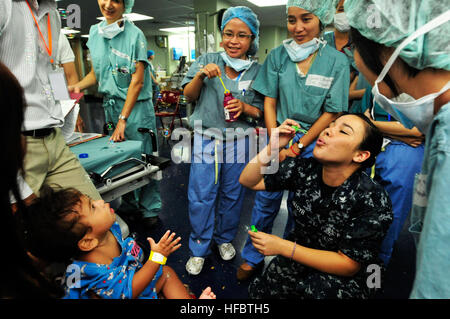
[19,186,90,263]
[350,27,420,97]
[339,113,383,170]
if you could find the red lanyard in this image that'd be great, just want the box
[25,0,54,64]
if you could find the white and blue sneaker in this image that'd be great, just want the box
[218,243,236,261]
[186,257,205,275]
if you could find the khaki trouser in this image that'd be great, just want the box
[23,128,101,200]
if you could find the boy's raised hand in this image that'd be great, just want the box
[147,230,182,257]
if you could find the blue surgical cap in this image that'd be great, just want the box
[221,6,260,56]
[286,0,339,26]
[345,0,450,71]
[124,0,134,14]
[147,50,155,58]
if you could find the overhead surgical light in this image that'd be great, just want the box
[246,0,287,7]
[97,13,154,22]
[159,26,195,33]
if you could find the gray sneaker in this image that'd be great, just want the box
[186,257,205,275]
[218,243,236,261]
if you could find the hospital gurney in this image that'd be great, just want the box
[70,130,170,203]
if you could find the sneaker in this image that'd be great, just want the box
[186,257,205,275]
[218,243,236,261]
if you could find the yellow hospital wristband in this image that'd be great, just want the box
[149,251,167,265]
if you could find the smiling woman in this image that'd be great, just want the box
[69,0,162,228]
[240,114,393,299]
[97,0,134,24]
[181,6,265,276]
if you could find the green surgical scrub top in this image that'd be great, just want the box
[87,19,152,101]
[252,43,350,130]
[181,52,264,138]
[410,101,450,298]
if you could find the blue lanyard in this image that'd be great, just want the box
[235,71,243,81]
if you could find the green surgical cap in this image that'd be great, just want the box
[124,0,134,14]
[286,0,339,26]
[345,0,450,71]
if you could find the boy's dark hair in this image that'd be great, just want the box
[339,113,383,170]
[350,27,420,97]
[19,186,91,263]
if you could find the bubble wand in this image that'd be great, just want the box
[219,76,230,94]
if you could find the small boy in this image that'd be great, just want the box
[21,186,216,299]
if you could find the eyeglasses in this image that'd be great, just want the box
[222,31,253,41]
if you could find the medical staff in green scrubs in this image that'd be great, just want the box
[323,0,368,109]
[69,0,161,228]
[182,6,264,276]
[345,0,450,298]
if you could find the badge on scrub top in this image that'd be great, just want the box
[238,80,252,92]
[48,68,71,101]
[305,74,334,89]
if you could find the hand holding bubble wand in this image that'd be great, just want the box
[219,77,238,122]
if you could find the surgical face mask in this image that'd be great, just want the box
[98,18,125,39]
[220,52,254,72]
[283,38,323,63]
[334,12,350,33]
[373,82,450,134]
[372,11,450,134]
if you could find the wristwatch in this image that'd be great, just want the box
[118,114,127,121]
[297,142,304,152]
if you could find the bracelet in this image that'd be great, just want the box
[290,144,300,156]
[149,251,167,265]
[290,242,297,260]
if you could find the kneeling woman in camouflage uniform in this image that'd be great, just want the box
[240,114,393,299]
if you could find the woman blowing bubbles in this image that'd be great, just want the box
[240,115,393,299]
[238,0,350,280]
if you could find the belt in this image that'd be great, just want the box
[22,128,54,138]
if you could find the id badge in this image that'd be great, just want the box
[48,68,70,101]
[238,80,252,91]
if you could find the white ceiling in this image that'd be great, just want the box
[56,0,287,36]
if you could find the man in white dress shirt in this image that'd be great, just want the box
[0,0,101,203]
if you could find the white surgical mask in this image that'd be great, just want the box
[220,52,254,72]
[283,38,324,63]
[372,10,450,134]
[334,12,350,33]
[98,18,125,39]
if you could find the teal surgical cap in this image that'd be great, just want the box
[221,6,260,56]
[345,0,450,71]
[147,50,155,58]
[286,0,339,26]
[124,0,134,14]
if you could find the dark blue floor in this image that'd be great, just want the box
[122,127,418,299]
